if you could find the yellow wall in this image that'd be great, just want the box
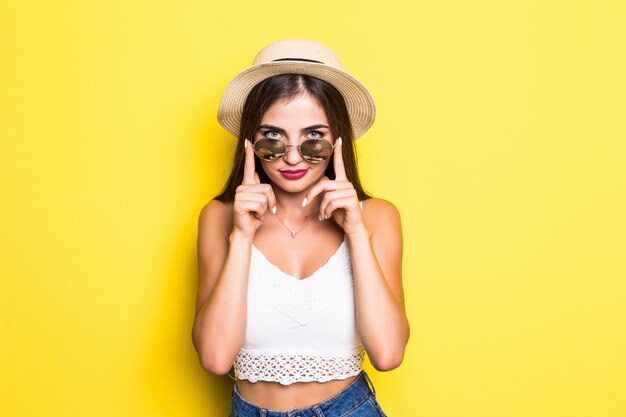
[1,1,624,416]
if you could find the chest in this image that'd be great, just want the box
[252,228,345,280]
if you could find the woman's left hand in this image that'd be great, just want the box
[303,137,366,236]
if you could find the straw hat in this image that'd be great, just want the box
[217,39,376,140]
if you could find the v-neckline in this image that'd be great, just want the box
[251,236,347,281]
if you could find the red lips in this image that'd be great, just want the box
[280,169,308,180]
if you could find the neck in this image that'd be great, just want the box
[271,185,320,220]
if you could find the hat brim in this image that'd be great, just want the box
[217,61,376,140]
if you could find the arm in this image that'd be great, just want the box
[348,198,409,371]
[191,200,253,375]
[303,137,409,371]
[192,139,276,375]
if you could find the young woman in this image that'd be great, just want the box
[192,39,409,417]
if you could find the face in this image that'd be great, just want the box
[253,93,335,194]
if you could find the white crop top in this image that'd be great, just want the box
[232,203,365,385]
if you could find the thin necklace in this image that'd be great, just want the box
[273,208,310,238]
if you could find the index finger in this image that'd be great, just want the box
[242,139,257,185]
[333,137,347,181]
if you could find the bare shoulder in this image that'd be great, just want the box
[199,198,233,219]
[196,199,234,312]
[198,199,234,239]
[361,197,404,306]
[362,197,402,234]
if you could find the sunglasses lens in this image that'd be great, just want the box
[253,139,286,161]
[301,139,334,163]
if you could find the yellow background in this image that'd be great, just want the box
[1,0,625,416]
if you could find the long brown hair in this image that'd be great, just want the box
[213,74,372,202]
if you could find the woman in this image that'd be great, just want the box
[192,39,409,417]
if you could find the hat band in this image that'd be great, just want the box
[272,58,324,64]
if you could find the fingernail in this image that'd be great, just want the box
[272,205,277,214]
[338,137,342,146]
[301,197,307,207]
[324,214,328,220]
[318,213,322,221]
[244,139,248,148]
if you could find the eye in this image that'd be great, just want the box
[307,130,324,139]
[263,129,282,139]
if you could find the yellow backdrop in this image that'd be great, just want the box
[1,1,625,416]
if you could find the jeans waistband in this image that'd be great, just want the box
[231,371,376,417]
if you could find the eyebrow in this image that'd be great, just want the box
[257,124,330,134]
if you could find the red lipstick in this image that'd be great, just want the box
[280,169,308,180]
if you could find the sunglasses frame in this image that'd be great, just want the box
[252,138,336,164]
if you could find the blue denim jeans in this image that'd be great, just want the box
[229,371,388,417]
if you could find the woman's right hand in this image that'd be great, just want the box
[232,139,277,238]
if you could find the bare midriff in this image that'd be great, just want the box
[235,375,359,410]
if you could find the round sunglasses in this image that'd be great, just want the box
[252,138,335,163]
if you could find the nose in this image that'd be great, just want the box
[283,144,303,165]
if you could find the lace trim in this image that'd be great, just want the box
[233,349,365,385]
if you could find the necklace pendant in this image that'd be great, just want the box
[291,231,297,238]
